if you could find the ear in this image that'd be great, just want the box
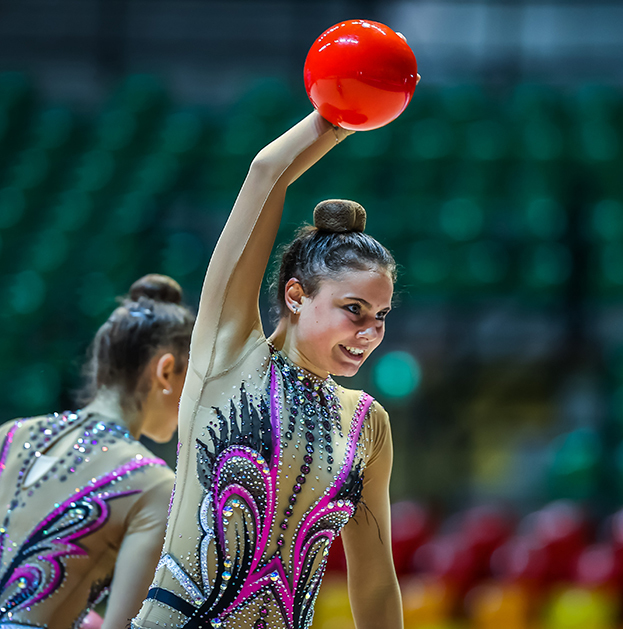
[155,352,176,392]
[284,278,306,315]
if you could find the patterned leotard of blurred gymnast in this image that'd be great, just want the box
[0,412,173,629]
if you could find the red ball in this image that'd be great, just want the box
[304,19,418,131]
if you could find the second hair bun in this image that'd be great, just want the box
[129,274,183,304]
[313,199,366,233]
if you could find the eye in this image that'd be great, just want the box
[345,303,361,315]
[376,310,390,321]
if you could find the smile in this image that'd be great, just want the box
[342,345,365,357]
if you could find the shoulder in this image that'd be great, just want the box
[122,469,174,533]
[335,386,389,426]
[116,447,175,528]
[93,426,175,495]
[337,391,392,464]
[0,413,54,441]
[0,418,19,440]
[335,384,362,403]
[368,399,390,431]
[130,459,175,504]
[118,440,175,488]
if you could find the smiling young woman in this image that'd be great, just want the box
[133,112,405,629]
[270,199,396,380]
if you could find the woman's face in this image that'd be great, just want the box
[290,267,393,378]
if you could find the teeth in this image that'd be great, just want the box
[344,346,364,356]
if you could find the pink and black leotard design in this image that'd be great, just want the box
[143,349,374,629]
[0,413,174,629]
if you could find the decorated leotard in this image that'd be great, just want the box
[0,411,174,629]
[133,113,398,629]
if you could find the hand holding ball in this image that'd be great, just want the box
[304,20,418,131]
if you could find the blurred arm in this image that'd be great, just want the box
[101,477,173,629]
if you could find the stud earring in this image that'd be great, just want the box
[163,388,172,395]
[291,305,299,315]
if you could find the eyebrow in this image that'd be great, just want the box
[345,297,391,311]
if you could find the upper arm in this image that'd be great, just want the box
[101,476,173,629]
[341,405,403,628]
[189,112,351,376]
[342,405,394,573]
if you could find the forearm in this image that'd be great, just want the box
[348,572,403,629]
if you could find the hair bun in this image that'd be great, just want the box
[129,274,183,304]
[313,199,366,233]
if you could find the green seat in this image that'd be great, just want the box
[26,227,70,274]
[588,198,623,242]
[439,84,490,122]
[461,118,510,163]
[519,242,572,291]
[159,110,204,155]
[505,85,569,164]
[73,149,116,192]
[132,151,180,196]
[454,240,510,289]
[96,109,138,152]
[438,196,485,242]
[0,186,27,229]
[33,107,76,151]
[521,196,568,241]
[109,190,157,235]
[50,189,95,232]
[8,361,61,417]
[108,74,167,115]
[8,269,47,315]
[162,231,206,279]
[405,116,457,161]
[9,147,49,190]
[408,238,453,290]
[0,73,35,173]
[76,271,117,317]
[593,243,623,294]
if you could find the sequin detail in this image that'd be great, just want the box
[0,413,168,623]
[146,350,374,628]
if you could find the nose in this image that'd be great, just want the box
[356,324,379,340]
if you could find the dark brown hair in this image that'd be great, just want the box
[273,200,396,318]
[79,274,194,407]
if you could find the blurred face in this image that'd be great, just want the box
[289,267,393,378]
[141,355,187,443]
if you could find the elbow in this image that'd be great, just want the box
[248,147,282,181]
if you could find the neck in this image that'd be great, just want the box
[269,319,329,380]
[81,387,144,439]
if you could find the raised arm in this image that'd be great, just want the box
[342,405,403,629]
[190,112,351,376]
